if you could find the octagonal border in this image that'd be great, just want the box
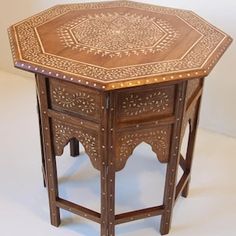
[35,10,203,63]
[33,6,216,69]
[35,12,204,67]
[9,1,232,91]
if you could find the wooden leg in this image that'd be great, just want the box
[101,93,116,236]
[181,124,195,198]
[101,165,107,236]
[45,148,61,226]
[160,157,180,235]
[107,166,115,236]
[36,91,46,188]
[101,164,115,236]
[36,75,61,227]
[70,138,80,157]
[182,98,202,198]
[160,82,187,235]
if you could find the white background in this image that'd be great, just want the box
[0,0,235,137]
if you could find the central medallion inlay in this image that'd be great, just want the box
[58,13,179,57]
[72,14,164,51]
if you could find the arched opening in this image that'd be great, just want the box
[115,141,166,231]
[56,139,100,220]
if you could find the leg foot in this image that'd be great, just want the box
[50,207,61,227]
[160,224,170,235]
[181,179,190,198]
[43,180,46,188]
[70,138,80,157]
[160,213,171,235]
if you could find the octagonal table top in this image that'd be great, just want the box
[8,0,232,91]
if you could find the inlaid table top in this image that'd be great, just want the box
[8,0,232,91]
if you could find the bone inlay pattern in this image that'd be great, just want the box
[116,126,171,170]
[58,12,179,57]
[49,79,102,120]
[8,0,232,90]
[52,119,101,169]
[117,86,174,118]
[52,87,96,112]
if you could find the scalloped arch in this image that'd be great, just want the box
[51,120,101,170]
[116,127,171,171]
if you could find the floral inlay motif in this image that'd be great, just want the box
[116,126,171,170]
[52,87,96,114]
[58,13,179,57]
[52,120,101,169]
[119,90,170,117]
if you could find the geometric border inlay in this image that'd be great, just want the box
[8,1,232,90]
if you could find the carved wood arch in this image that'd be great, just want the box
[51,119,101,170]
[116,126,172,171]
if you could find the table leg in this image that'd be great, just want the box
[70,138,80,157]
[101,164,107,236]
[101,164,116,236]
[160,82,187,235]
[160,161,178,235]
[182,97,202,198]
[36,94,47,188]
[44,146,61,227]
[36,75,61,227]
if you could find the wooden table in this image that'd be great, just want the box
[8,1,232,235]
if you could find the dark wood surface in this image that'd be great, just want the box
[9,1,232,236]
